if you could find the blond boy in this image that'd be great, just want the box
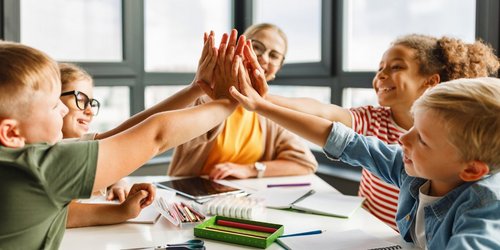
[231,51,500,249]
[0,37,237,249]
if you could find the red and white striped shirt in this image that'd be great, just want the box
[350,105,406,231]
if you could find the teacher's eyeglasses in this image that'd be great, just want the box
[61,90,100,116]
[251,40,285,66]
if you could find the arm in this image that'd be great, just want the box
[209,160,314,180]
[266,95,352,127]
[242,40,352,127]
[67,183,155,228]
[93,100,236,192]
[96,31,219,140]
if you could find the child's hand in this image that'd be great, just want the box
[213,29,246,100]
[106,180,129,202]
[208,162,254,180]
[128,183,156,208]
[230,60,267,111]
[193,31,218,99]
[243,40,268,97]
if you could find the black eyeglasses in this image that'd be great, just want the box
[61,90,100,116]
[251,40,285,66]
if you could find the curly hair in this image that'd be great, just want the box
[392,34,499,82]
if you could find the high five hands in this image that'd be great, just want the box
[195,29,269,105]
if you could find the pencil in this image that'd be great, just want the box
[205,226,268,239]
[279,229,324,238]
[267,182,311,188]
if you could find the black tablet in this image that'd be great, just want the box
[155,177,244,201]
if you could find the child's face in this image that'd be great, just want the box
[60,79,94,139]
[18,86,69,145]
[372,45,433,110]
[400,109,465,189]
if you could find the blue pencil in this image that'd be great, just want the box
[279,230,324,238]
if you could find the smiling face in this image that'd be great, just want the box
[372,45,434,111]
[399,108,466,195]
[248,28,287,81]
[60,79,95,138]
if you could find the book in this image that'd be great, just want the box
[276,229,402,250]
[250,188,364,218]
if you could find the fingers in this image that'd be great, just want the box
[129,183,156,208]
[244,41,265,74]
[235,35,246,57]
[209,164,232,180]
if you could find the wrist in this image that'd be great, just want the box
[254,162,266,178]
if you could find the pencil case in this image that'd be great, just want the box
[194,215,284,249]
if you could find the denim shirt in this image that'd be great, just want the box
[323,122,500,249]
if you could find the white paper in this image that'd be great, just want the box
[250,188,312,208]
[277,229,402,250]
[292,192,365,218]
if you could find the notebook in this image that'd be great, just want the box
[276,229,402,250]
[250,188,364,218]
[155,177,244,201]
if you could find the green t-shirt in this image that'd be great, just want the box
[0,140,98,250]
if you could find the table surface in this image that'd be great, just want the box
[60,174,417,250]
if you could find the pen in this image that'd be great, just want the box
[267,182,311,188]
[290,189,315,205]
[279,229,325,238]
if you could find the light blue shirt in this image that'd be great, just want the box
[323,122,500,249]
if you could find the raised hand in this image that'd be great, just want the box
[193,31,218,99]
[243,40,268,97]
[230,59,268,111]
[213,29,246,100]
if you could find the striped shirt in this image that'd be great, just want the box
[350,105,406,231]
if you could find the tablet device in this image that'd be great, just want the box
[155,177,244,201]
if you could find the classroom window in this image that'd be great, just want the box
[89,87,130,133]
[253,0,322,63]
[144,85,187,108]
[20,0,122,62]
[342,88,378,108]
[144,0,231,72]
[343,0,476,71]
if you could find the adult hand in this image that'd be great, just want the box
[208,162,255,180]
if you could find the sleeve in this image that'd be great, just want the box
[323,122,405,187]
[446,193,500,249]
[349,106,372,134]
[264,119,318,172]
[28,141,99,205]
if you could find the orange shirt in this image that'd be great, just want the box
[201,106,263,174]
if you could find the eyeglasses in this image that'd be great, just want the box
[251,40,285,66]
[61,90,100,116]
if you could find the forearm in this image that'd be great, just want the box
[267,95,352,126]
[96,84,204,140]
[66,202,128,228]
[256,101,332,148]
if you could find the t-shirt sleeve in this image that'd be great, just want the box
[27,141,99,205]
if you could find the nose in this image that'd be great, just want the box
[375,68,388,81]
[399,129,412,147]
[83,104,94,116]
[257,52,270,66]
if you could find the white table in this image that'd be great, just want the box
[60,174,416,250]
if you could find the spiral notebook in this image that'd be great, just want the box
[276,229,402,250]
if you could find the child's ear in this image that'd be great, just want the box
[0,119,25,148]
[424,74,440,87]
[459,160,490,182]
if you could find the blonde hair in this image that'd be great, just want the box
[412,77,500,171]
[59,62,93,88]
[0,41,60,118]
[392,34,500,82]
[244,23,288,56]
